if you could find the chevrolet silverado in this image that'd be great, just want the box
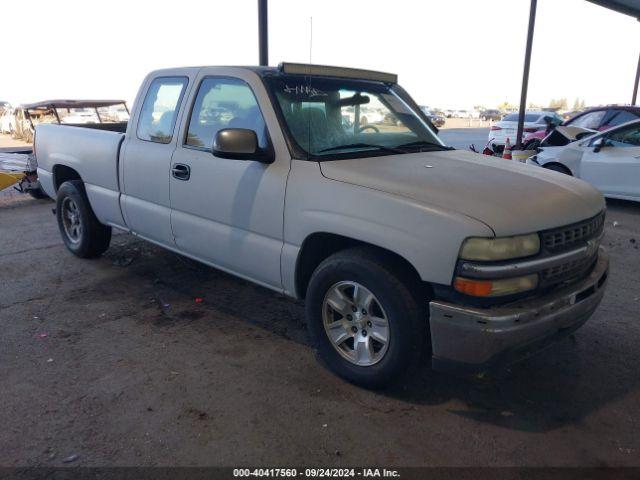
[35,63,609,387]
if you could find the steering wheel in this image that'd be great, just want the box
[358,124,379,133]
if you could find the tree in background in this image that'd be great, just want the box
[549,98,568,110]
[573,98,587,111]
[498,101,518,111]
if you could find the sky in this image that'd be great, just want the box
[1,0,638,110]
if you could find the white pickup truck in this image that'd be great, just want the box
[35,63,609,387]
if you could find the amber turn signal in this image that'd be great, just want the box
[454,274,538,297]
[454,278,494,297]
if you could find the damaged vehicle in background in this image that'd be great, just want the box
[489,111,563,153]
[1,100,130,198]
[1,107,15,135]
[0,150,45,198]
[528,119,640,202]
[523,105,640,151]
[11,100,130,142]
[34,63,609,388]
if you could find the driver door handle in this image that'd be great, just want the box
[172,163,190,181]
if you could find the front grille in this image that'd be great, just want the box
[542,211,605,252]
[541,255,596,285]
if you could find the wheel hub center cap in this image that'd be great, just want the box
[353,311,367,327]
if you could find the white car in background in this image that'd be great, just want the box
[529,119,640,202]
[1,108,15,134]
[454,110,480,119]
[488,111,562,151]
[341,105,385,126]
[359,106,385,125]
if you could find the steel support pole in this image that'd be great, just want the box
[258,0,268,66]
[632,51,640,105]
[516,0,537,150]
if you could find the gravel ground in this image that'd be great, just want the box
[1,146,639,468]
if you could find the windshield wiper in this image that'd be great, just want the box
[395,140,454,151]
[318,143,407,154]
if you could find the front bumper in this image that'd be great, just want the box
[429,248,609,376]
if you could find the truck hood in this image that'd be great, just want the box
[319,149,605,236]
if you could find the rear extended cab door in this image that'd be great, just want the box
[119,68,199,247]
[168,67,291,291]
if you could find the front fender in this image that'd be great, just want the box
[282,161,493,295]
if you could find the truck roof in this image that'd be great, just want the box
[151,63,398,83]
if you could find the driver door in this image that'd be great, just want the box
[169,71,289,291]
[580,124,640,199]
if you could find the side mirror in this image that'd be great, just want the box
[592,137,605,153]
[212,128,273,163]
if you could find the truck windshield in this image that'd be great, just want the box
[265,74,447,160]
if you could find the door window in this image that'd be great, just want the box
[603,110,639,128]
[569,110,606,129]
[605,125,640,148]
[137,77,188,143]
[185,77,268,150]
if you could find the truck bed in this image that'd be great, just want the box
[61,121,128,133]
[35,123,126,228]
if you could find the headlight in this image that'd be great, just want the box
[454,274,538,297]
[459,234,540,261]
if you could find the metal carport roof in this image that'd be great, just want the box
[514,0,640,149]
[586,0,640,18]
[254,0,640,149]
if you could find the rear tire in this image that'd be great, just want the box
[56,180,111,258]
[305,247,427,389]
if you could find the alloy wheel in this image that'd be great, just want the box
[322,281,390,366]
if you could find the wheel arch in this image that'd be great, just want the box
[52,164,82,192]
[543,161,573,176]
[294,232,430,301]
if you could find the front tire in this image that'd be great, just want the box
[56,180,111,258]
[306,247,427,389]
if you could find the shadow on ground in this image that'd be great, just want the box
[95,228,639,435]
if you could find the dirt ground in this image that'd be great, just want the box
[1,142,639,468]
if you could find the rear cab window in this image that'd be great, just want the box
[137,76,188,143]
